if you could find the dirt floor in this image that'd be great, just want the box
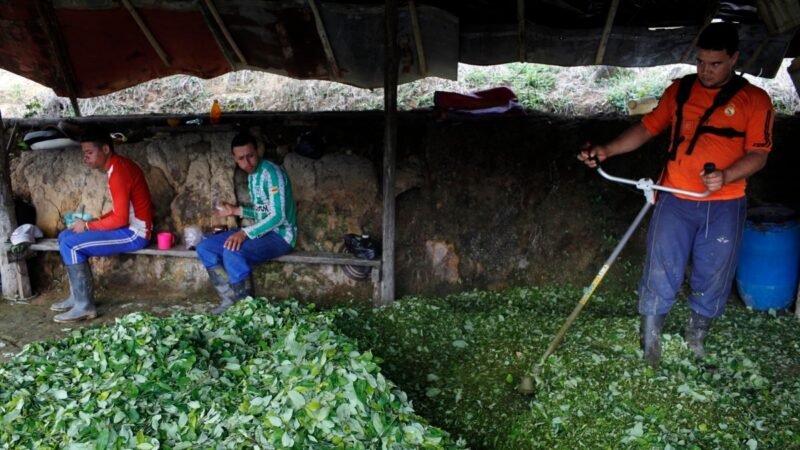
[0,287,217,363]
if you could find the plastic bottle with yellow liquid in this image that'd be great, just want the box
[210,99,222,124]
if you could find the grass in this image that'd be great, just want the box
[3,60,798,118]
[333,286,800,449]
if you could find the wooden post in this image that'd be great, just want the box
[379,0,399,306]
[0,113,33,300]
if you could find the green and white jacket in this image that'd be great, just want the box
[241,160,297,246]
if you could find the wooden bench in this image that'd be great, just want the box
[10,238,381,299]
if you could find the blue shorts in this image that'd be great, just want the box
[195,229,292,284]
[638,193,746,319]
[59,228,150,265]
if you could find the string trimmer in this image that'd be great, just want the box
[518,158,715,395]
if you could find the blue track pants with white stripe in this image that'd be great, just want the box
[59,228,149,266]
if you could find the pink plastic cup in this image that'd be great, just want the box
[157,232,175,250]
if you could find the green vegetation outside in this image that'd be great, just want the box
[1,60,797,119]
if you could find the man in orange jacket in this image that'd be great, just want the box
[579,22,773,367]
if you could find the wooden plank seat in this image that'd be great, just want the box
[21,238,380,267]
[8,238,381,299]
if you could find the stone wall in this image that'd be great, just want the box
[11,113,800,302]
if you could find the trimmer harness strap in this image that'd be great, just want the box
[667,73,748,160]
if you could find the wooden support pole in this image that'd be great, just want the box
[379,0,399,306]
[681,1,719,63]
[307,0,342,81]
[35,0,82,117]
[594,0,620,65]
[408,0,428,77]
[120,0,172,67]
[0,113,33,301]
[517,0,526,63]
[203,0,248,65]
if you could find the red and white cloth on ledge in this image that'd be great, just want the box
[433,87,524,116]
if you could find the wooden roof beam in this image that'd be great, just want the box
[681,1,719,63]
[198,1,237,70]
[408,0,428,77]
[203,0,248,66]
[120,0,172,67]
[594,0,619,65]
[35,0,82,117]
[739,37,770,75]
[307,0,342,81]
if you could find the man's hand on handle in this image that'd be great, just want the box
[701,168,724,192]
[577,142,610,168]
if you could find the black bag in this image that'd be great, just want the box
[295,131,324,159]
[343,234,380,260]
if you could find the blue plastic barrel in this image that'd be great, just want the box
[735,206,800,311]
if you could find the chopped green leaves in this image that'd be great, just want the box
[335,286,800,449]
[0,299,463,449]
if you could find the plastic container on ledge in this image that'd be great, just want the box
[210,99,222,124]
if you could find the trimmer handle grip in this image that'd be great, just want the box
[703,162,716,175]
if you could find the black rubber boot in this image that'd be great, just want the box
[232,276,254,302]
[53,263,97,323]
[208,266,237,315]
[50,282,75,312]
[686,310,713,360]
[640,314,667,368]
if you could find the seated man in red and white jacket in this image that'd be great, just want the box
[52,127,153,323]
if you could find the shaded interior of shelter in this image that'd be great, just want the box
[8,111,800,304]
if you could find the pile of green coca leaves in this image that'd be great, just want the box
[337,286,800,449]
[0,299,465,449]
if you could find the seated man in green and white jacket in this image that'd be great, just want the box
[196,132,297,314]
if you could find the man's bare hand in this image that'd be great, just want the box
[71,218,87,233]
[577,143,609,168]
[214,202,242,218]
[701,169,725,192]
[224,230,248,251]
